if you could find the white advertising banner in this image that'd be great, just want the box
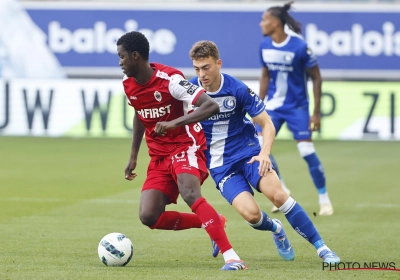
[0,79,133,137]
[0,79,399,140]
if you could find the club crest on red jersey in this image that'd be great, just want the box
[154,91,162,102]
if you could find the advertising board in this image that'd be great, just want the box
[1,79,398,140]
[16,2,400,79]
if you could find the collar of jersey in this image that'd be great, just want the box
[272,35,291,48]
[203,74,224,95]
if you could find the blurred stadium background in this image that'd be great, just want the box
[0,0,399,279]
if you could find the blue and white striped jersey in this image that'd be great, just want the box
[260,35,318,111]
[190,73,265,170]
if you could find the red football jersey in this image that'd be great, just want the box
[122,63,207,158]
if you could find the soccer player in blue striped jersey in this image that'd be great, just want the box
[257,2,334,216]
[189,40,340,264]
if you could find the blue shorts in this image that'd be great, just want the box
[256,108,311,141]
[210,157,263,205]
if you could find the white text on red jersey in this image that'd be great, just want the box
[136,104,172,118]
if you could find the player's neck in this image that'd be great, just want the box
[134,64,154,85]
[271,31,287,44]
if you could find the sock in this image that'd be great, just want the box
[303,153,326,192]
[191,197,232,254]
[297,142,326,194]
[150,211,202,230]
[279,197,321,245]
[247,211,278,232]
[222,249,241,263]
[318,192,331,204]
[304,153,325,190]
[313,240,331,256]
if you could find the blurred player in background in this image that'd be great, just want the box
[257,1,334,216]
[189,40,340,264]
[117,31,247,271]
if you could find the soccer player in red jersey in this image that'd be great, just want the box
[116,31,247,271]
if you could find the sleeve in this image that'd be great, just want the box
[303,44,318,69]
[237,82,266,118]
[168,74,206,105]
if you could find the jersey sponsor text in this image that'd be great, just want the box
[136,104,171,119]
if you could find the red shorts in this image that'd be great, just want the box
[142,147,209,204]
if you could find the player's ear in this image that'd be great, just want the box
[217,59,222,69]
[131,51,140,60]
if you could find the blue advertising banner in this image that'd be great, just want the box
[22,3,400,79]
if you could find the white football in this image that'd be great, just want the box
[98,232,133,266]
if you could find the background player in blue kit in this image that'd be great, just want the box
[189,40,340,264]
[257,2,334,216]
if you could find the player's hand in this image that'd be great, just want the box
[154,121,177,136]
[247,154,273,177]
[125,159,138,181]
[310,113,321,131]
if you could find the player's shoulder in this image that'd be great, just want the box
[151,62,184,80]
[221,73,250,95]
[260,36,273,47]
[122,74,134,83]
[121,75,135,89]
[288,36,317,60]
[288,35,308,50]
[222,73,246,88]
[291,35,307,44]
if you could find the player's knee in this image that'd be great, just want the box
[139,211,160,227]
[243,210,262,224]
[180,186,201,206]
[234,203,261,224]
[273,190,290,208]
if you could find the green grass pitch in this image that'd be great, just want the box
[0,137,399,279]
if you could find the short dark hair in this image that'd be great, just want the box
[116,31,150,60]
[268,1,302,35]
[189,40,220,61]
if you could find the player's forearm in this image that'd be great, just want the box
[259,67,269,101]
[130,114,145,159]
[260,121,275,156]
[173,99,219,127]
[254,112,275,155]
[259,77,269,101]
[312,79,322,115]
[307,66,323,115]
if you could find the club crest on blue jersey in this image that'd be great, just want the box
[284,53,294,63]
[223,97,236,110]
